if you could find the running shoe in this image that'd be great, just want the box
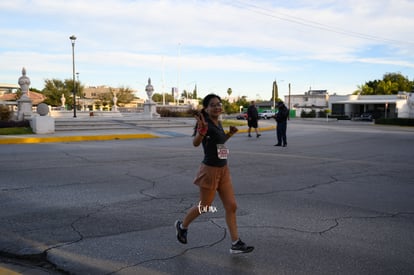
[230,239,254,254]
[175,220,187,244]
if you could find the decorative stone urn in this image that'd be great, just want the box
[17,67,33,121]
[143,77,159,118]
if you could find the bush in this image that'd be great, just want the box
[328,115,351,120]
[301,110,316,118]
[157,107,195,118]
[317,110,326,118]
[375,118,414,126]
[0,120,30,128]
[0,105,12,121]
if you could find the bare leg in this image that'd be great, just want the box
[218,180,238,242]
[182,187,216,228]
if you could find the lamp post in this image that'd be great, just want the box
[70,35,77,118]
[288,83,291,110]
[272,80,277,110]
[76,72,81,110]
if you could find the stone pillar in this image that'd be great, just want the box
[30,103,55,134]
[143,78,160,118]
[17,67,33,121]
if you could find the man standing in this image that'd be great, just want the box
[247,101,261,138]
[274,101,289,147]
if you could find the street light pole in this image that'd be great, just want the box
[76,72,81,110]
[70,35,77,118]
[288,83,291,110]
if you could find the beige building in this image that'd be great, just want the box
[83,85,115,98]
[0,83,20,95]
[81,86,144,110]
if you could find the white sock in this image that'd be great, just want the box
[232,239,240,245]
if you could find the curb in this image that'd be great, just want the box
[0,133,160,144]
[0,266,20,275]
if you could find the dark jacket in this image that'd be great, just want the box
[275,105,289,123]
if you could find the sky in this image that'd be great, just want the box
[1,0,414,101]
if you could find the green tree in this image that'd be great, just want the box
[42,78,82,107]
[354,72,413,95]
[221,98,239,114]
[235,96,249,110]
[354,84,374,95]
[221,96,249,114]
[383,72,412,92]
[96,92,112,108]
[376,80,399,95]
[0,105,12,121]
[42,79,68,106]
[152,93,174,103]
[112,86,135,106]
[193,85,197,99]
[227,88,232,97]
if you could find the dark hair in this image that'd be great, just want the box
[192,94,222,136]
[202,93,221,108]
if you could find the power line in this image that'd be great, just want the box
[230,0,414,46]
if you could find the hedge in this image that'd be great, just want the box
[375,118,414,126]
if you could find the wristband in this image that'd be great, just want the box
[198,131,205,137]
[197,127,207,135]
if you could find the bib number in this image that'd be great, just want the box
[217,144,229,159]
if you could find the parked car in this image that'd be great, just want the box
[360,112,373,121]
[360,111,381,121]
[236,112,248,120]
[258,110,275,119]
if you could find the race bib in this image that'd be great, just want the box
[217,144,229,159]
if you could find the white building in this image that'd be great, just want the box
[329,92,414,119]
[284,90,329,117]
[284,89,414,119]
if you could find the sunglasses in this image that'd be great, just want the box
[209,103,223,108]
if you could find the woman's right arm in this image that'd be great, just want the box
[193,132,204,147]
[193,113,208,147]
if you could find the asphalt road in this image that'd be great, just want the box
[1,119,413,274]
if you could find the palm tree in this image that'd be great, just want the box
[272,80,278,109]
[227,88,232,97]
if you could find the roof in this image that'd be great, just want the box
[0,91,45,105]
[332,99,404,104]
